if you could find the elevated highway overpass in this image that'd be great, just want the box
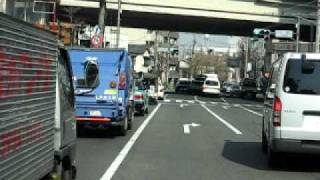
[58,0,317,40]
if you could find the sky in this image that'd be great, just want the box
[178,32,240,49]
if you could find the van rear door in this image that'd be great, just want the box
[280,57,320,140]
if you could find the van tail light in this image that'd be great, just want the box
[119,73,126,89]
[134,95,144,100]
[203,85,208,90]
[273,96,282,127]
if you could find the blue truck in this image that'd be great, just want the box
[68,48,134,136]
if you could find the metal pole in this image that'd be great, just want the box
[244,38,249,78]
[316,0,320,52]
[116,0,121,48]
[98,0,106,48]
[296,17,300,52]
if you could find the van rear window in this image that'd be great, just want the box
[205,81,219,86]
[283,59,320,95]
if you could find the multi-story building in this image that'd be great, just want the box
[1,0,55,25]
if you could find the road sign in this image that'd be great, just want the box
[91,34,104,48]
[183,123,200,134]
[274,30,294,39]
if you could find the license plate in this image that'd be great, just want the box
[303,116,320,130]
[90,110,101,116]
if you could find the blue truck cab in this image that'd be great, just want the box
[68,48,134,136]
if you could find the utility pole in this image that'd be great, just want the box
[316,0,320,52]
[165,31,171,85]
[98,0,106,48]
[116,0,121,48]
[244,37,249,78]
[296,17,300,52]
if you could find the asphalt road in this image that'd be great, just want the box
[76,94,320,180]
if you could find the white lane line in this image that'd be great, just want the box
[201,104,242,135]
[164,99,171,103]
[210,102,218,105]
[176,100,183,103]
[100,104,162,180]
[239,105,263,117]
[187,100,195,104]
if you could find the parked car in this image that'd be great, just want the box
[225,84,241,97]
[189,80,204,95]
[157,82,165,100]
[202,77,221,97]
[240,78,257,98]
[221,82,233,93]
[134,81,149,115]
[175,80,191,93]
[148,85,158,104]
[262,53,320,167]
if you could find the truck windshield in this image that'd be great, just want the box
[283,59,320,95]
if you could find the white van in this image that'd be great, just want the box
[202,77,221,96]
[262,53,320,166]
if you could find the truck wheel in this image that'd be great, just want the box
[119,116,128,136]
[56,160,73,180]
[76,124,85,137]
[128,111,134,130]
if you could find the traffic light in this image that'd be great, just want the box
[253,28,271,39]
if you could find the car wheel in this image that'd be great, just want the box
[76,124,85,137]
[119,116,128,136]
[145,108,149,114]
[267,147,280,168]
[262,122,268,153]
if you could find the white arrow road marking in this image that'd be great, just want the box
[222,105,230,110]
[183,123,201,134]
[180,103,188,108]
[100,104,162,180]
[200,104,242,135]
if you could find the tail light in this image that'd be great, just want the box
[203,85,208,90]
[119,73,126,89]
[273,96,282,127]
[134,95,144,100]
[110,81,117,89]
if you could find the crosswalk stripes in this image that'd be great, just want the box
[161,99,264,109]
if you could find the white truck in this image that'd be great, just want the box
[0,13,76,180]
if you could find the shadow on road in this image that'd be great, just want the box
[222,140,320,172]
[77,127,120,139]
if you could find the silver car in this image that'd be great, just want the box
[262,53,320,166]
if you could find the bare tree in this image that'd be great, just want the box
[189,53,229,81]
